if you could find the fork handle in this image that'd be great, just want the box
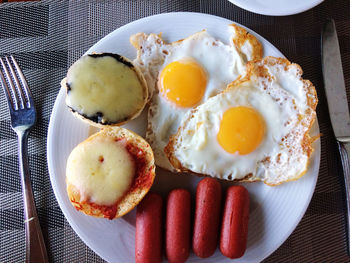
[18,131,49,263]
[338,141,350,255]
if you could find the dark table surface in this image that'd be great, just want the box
[0,0,350,262]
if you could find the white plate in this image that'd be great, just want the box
[228,0,323,16]
[47,12,320,263]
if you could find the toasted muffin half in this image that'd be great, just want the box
[62,53,148,128]
[66,126,156,219]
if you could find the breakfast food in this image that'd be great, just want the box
[66,127,155,219]
[192,178,222,258]
[62,53,148,127]
[220,185,250,259]
[165,189,191,263]
[130,24,263,171]
[165,56,318,185]
[135,193,163,263]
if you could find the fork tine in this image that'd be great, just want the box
[0,58,15,110]
[0,57,19,110]
[6,56,26,109]
[10,56,34,108]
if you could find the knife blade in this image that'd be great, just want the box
[322,19,350,142]
[322,19,350,255]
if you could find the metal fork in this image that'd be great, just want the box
[0,56,48,263]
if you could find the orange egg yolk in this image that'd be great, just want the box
[217,106,265,155]
[159,59,207,108]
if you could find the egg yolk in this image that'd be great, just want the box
[159,59,207,108]
[217,106,265,155]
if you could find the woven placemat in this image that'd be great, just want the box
[0,0,349,262]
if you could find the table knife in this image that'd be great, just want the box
[322,19,350,255]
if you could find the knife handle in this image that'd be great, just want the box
[338,141,350,255]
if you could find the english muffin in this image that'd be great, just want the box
[62,53,148,127]
[66,126,156,219]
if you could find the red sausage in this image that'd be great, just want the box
[166,189,191,263]
[192,178,222,258]
[220,185,250,259]
[135,192,163,263]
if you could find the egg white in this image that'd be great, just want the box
[134,27,257,170]
[167,57,317,185]
[171,82,298,179]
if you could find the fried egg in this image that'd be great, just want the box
[130,24,263,170]
[165,57,318,186]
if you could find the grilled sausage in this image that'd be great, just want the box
[193,178,222,258]
[135,192,163,263]
[220,185,250,259]
[166,189,191,263]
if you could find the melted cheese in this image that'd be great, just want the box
[66,135,134,205]
[66,55,145,123]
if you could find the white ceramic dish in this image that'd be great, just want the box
[47,12,320,263]
[228,0,323,16]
